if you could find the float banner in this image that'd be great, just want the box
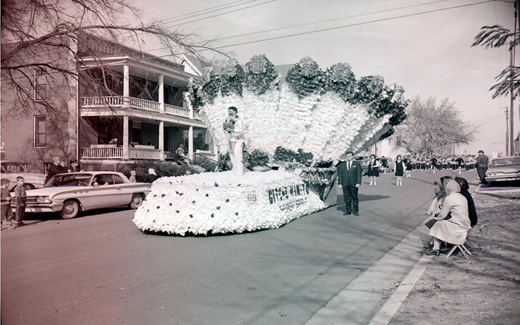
[268,183,309,204]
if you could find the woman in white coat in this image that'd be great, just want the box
[426,180,471,256]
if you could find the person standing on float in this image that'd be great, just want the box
[337,151,362,216]
[223,106,246,175]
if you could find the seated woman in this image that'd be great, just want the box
[175,144,191,167]
[455,176,478,228]
[426,180,471,256]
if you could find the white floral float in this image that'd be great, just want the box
[133,170,328,236]
[134,55,408,235]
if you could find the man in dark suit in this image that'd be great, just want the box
[337,151,362,216]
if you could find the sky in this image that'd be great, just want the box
[133,0,518,156]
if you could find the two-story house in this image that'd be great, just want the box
[1,33,210,173]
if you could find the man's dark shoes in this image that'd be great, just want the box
[353,212,359,216]
[344,212,351,215]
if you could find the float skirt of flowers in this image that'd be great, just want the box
[133,170,329,236]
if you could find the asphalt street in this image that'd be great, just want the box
[1,169,479,325]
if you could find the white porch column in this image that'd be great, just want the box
[159,121,165,161]
[159,74,164,112]
[123,116,129,159]
[123,64,130,107]
[188,126,194,160]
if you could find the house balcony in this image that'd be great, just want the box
[81,96,201,121]
[81,144,164,160]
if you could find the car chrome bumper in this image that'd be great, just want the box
[485,176,520,182]
[24,204,63,213]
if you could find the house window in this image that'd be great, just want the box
[34,70,47,101]
[34,116,46,147]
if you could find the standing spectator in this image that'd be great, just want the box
[395,155,406,186]
[456,155,465,175]
[476,150,489,184]
[45,156,61,184]
[367,154,380,185]
[337,151,362,216]
[59,160,68,174]
[145,168,158,183]
[380,156,388,174]
[69,160,79,172]
[404,156,413,178]
[430,156,438,173]
[129,170,137,183]
[1,178,13,229]
[12,176,27,228]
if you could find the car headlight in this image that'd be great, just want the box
[36,196,52,203]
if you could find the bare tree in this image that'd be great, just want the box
[393,96,478,156]
[472,25,520,99]
[1,0,223,116]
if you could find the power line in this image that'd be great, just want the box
[164,0,277,28]
[201,0,495,52]
[158,0,262,25]
[145,0,450,53]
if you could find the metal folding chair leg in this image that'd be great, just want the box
[446,244,471,259]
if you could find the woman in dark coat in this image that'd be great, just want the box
[455,176,478,227]
[394,155,406,186]
[367,154,380,185]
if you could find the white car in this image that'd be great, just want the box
[24,171,151,219]
[1,161,47,190]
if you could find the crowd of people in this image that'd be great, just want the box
[337,150,485,258]
[45,156,80,184]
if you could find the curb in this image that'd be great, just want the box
[306,216,433,325]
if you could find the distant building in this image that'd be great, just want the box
[1,33,211,173]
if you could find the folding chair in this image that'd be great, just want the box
[446,243,472,259]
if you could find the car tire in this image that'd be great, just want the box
[60,200,80,219]
[129,194,144,209]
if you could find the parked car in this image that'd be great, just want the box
[485,156,520,183]
[1,161,47,190]
[23,171,151,219]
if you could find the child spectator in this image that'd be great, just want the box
[1,178,14,229]
[129,170,137,182]
[12,176,27,228]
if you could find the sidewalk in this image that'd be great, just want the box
[308,183,520,325]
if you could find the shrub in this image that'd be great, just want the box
[273,146,298,163]
[247,149,270,166]
[133,161,195,182]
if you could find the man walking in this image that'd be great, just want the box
[476,150,489,184]
[338,151,362,216]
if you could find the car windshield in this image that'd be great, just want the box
[492,157,520,167]
[45,174,93,187]
[1,163,28,173]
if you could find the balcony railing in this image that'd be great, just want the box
[81,96,198,119]
[129,148,162,159]
[82,147,123,159]
[82,146,163,160]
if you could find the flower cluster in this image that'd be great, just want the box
[285,57,326,99]
[220,60,245,97]
[244,54,279,95]
[324,63,357,103]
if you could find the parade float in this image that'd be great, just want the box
[133,55,408,236]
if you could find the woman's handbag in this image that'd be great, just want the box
[424,219,438,229]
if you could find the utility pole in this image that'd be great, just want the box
[506,106,509,156]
